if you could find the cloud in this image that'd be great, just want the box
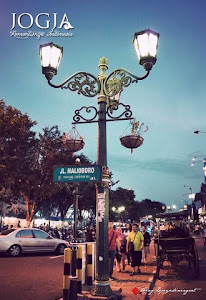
[110,156,201,179]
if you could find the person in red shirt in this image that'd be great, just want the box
[108,221,119,280]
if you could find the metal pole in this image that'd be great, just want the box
[0,199,3,231]
[70,184,79,300]
[49,199,51,228]
[73,184,79,242]
[91,57,113,296]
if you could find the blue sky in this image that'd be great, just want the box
[1,0,206,210]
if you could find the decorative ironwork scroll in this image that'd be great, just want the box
[72,103,133,124]
[48,72,100,97]
[73,106,98,123]
[104,68,150,97]
[106,102,133,120]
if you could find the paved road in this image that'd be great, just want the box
[0,253,64,300]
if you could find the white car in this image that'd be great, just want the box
[0,228,69,257]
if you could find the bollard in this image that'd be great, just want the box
[63,248,71,300]
[77,246,82,293]
[69,245,78,300]
[86,244,93,285]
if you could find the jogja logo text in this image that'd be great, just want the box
[10,12,74,39]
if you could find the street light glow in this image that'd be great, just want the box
[133,28,159,71]
[191,155,206,167]
[39,42,63,80]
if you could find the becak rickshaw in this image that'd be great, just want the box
[155,211,199,279]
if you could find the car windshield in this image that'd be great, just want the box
[0,229,15,235]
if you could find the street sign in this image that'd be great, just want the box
[53,165,102,183]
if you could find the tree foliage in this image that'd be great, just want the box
[0,99,166,226]
[0,99,37,189]
[138,199,165,217]
[109,187,166,222]
[36,125,94,221]
[0,99,96,225]
[0,100,39,226]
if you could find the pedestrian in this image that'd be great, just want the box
[45,224,49,232]
[153,230,158,260]
[91,226,96,241]
[141,226,151,263]
[108,221,119,280]
[202,224,206,247]
[127,223,144,276]
[124,223,132,265]
[124,223,132,237]
[115,227,126,272]
[17,220,21,228]
[194,224,200,235]
[85,226,94,242]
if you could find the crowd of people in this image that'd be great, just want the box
[108,221,153,279]
[107,219,206,280]
[0,221,96,242]
[37,223,96,242]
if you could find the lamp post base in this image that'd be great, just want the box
[91,280,113,297]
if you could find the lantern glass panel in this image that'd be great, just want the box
[133,30,159,63]
[137,33,149,58]
[40,44,62,69]
[50,46,62,69]
[148,33,158,57]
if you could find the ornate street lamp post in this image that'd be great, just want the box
[39,28,159,297]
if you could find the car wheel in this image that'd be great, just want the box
[56,244,66,255]
[8,245,21,257]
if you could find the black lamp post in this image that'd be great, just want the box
[194,130,206,134]
[72,184,79,242]
[39,28,159,297]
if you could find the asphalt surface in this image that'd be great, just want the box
[0,253,64,300]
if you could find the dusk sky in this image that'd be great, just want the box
[1,0,206,210]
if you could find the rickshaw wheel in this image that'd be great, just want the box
[190,243,200,278]
[155,256,161,278]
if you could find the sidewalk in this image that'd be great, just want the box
[110,241,157,299]
[60,242,157,300]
